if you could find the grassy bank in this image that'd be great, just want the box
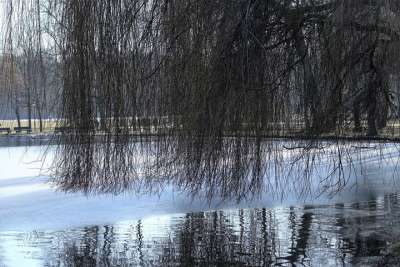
[0,118,400,140]
[0,119,58,134]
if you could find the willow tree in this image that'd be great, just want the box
[1,0,400,197]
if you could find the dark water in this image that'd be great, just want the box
[1,194,400,266]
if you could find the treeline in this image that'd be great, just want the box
[2,0,400,136]
[0,54,60,126]
[2,0,400,193]
[0,0,61,130]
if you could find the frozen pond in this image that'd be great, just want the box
[0,143,400,266]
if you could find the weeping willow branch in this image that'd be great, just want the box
[1,0,400,199]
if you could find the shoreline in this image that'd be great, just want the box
[0,134,55,147]
[1,132,400,147]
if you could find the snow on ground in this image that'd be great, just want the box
[0,143,399,232]
[0,145,258,231]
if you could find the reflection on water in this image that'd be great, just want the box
[1,194,399,266]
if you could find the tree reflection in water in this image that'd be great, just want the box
[39,194,400,266]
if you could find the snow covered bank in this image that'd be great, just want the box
[0,143,399,232]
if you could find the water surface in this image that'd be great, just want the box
[0,142,399,266]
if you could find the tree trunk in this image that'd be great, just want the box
[325,82,342,133]
[27,87,32,130]
[376,95,388,130]
[353,101,362,132]
[367,76,378,136]
[294,29,320,134]
[376,74,389,130]
[15,106,21,128]
[37,106,43,132]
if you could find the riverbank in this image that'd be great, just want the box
[0,134,55,147]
